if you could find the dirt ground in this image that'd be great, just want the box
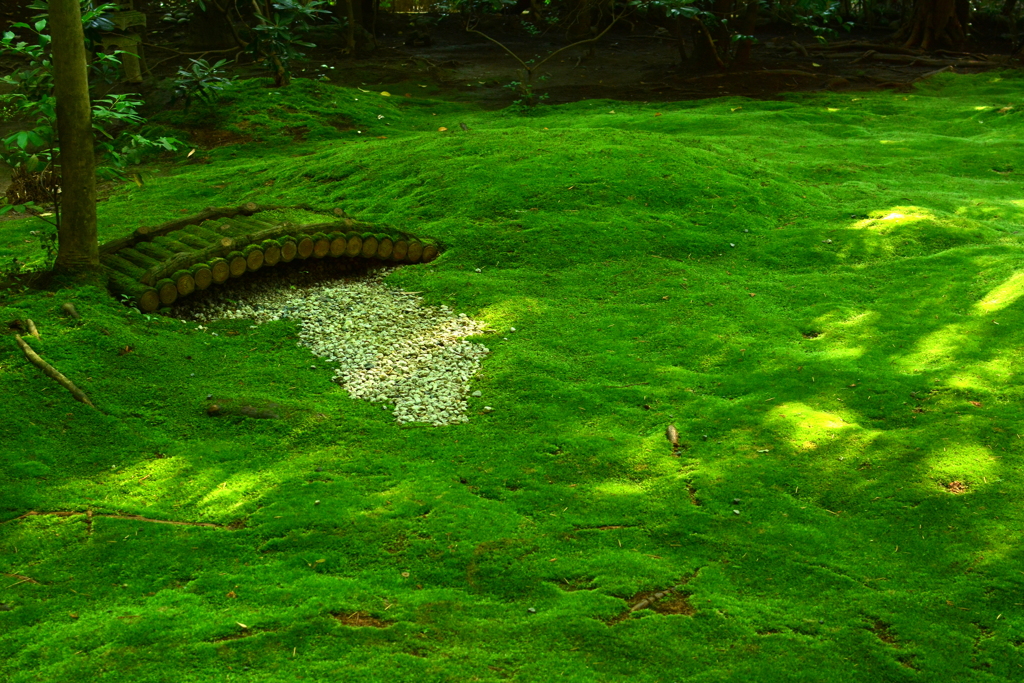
[133,13,1023,108]
[297,15,1022,106]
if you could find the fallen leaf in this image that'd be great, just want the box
[749,292,756,297]
[187,148,195,158]
[438,127,448,132]
[970,401,982,407]
[812,62,821,67]
[237,622,248,629]
[226,591,237,598]
[654,112,662,116]
[380,91,391,96]
[731,107,742,112]
[404,93,411,97]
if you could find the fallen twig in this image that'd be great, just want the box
[25,319,40,340]
[15,335,95,408]
[3,572,41,585]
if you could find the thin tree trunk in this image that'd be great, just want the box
[344,0,357,55]
[49,0,98,274]
[733,0,760,64]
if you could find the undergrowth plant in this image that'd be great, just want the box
[250,0,328,87]
[0,1,182,226]
[171,57,237,110]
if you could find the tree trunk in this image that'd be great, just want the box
[49,0,99,275]
[732,0,760,65]
[900,0,969,50]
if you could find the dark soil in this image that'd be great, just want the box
[136,13,1023,111]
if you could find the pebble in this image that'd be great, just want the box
[175,268,490,426]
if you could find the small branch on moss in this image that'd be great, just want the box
[25,319,40,340]
[15,335,95,408]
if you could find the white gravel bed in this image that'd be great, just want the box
[174,268,490,425]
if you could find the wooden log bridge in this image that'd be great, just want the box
[99,203,440,313]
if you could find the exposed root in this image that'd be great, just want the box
[15,335,95,408]
[331,611,393,628]
[3,510,229,529]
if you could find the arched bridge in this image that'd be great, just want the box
[100,203,439,313]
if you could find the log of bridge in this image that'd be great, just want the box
[279,237,297,262]
[360,232,378,258]
[156,278,178,306]
[329,232,347,257]
[118,247,161,271]
[375,234,393,260]
[185,225,233,245]
[295,235,314,259]
[311,232,331,258]
[392,238,408,262]
[135,241,180,262]
[172,269,196,296]
[243,244,264,272]
[108,272,160,312]
[101,254,146,279]
[191,262,213,290]
[421,240,439,263]
[139,237,234,286]
[345,232,362,257]
[209,257,230,284]
[406,240,423,263]
[98,202,265,255]
[262,239,281,266]
[174,232,210,250]
[227,251,247,277]
[151,236,195,254]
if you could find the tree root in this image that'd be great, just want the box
[25,319,40,340]
[3,510,229,529]
[684,70,820,82]
[15,335,94,408]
